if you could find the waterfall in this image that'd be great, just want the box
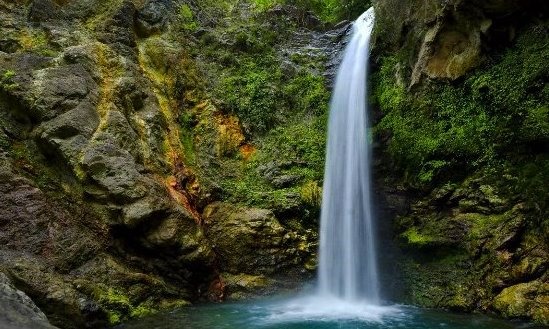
[318,7,379,304]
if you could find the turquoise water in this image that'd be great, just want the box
[118,296,543,329]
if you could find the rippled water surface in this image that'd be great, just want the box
[118,296,542,329]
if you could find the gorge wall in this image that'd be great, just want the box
[0,0,547,328]
[0,0,333,327]
[371,0,548,324]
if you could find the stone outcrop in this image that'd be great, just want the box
[372,0,548,86]
[0,0,320,327]
[0,273,58,329]
[371,0,548,324]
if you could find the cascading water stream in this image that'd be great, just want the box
[318,7,379,304]
[249,9,396,323]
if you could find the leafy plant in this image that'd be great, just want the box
[179,4,199,31]
[0,70,18,91]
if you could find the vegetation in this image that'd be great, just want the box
[0,70,18,91]
[251,0,372,22]
[373,25,549,194]
[179,4,199,31]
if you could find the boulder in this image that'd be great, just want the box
[493,281,549,324]
[0,163,102,272]
[0,252,107,329]
[97,0,137,57]
[136,0,171,37]
[0,272,58,329]
[28,0,63,23]
[202,202,306,275]
[27,64,97,122]
[81,138,149,202]
[221,273,273,300]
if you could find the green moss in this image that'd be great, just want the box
[494,281,549,324]
[373,24,549,188]
[94,288,132,325]
[90,286,164,325]
[0,70,18,91]
[400,227,436,247]
[179,4,199,32]
[300,180,322,207]
[401,252,476,309]
[17,28,56,56]
[130,302,155,318]
[461,213,506,241]
[250,0,371,22]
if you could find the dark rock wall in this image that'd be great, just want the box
[0,0,547,326]
[0,0,329,327]
[371,0,548,324]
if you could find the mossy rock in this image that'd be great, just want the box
[493,281,549,324]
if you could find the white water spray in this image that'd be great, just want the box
[318,7,379,304]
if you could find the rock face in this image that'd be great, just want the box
[0,0,324,327]
[371,0,549,324]
[493,281,549,322]
[203,202,313,276]
[1,0,545,326]
[0,273,58,329]
[373,0,548,85]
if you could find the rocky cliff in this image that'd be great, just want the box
[371,0,548,324]
[0,0,547,327]
[0,0,335,327]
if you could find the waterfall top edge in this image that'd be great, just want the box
[355,7,375,30]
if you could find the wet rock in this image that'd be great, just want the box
[81,138,149,202]
[121,192,171,228]
[266,5,323,29]
[257,161,281,181]
[271,174,300,188]
[0,38,21,53]
[35,101,99,171]
[101,109,142,159]
[136,0,171,37]
[202,202,304,275]
[28,0,63,23]
[144,211,216,266]
[27,64,98,122]
[257,162,300,187]
[97,0,137,57]
[493,281,549,324]
[221,273,273,300]
[0,163,102,271]
[0,252,107,329]
[409,17,485,85]
[0,272,58,329]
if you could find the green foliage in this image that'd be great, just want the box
[186,0,331,215]
[521,106,549,141]
[373,25,549,187]
[0,70,18,91]
[258,117,327,176]
[400,227,436,247]
[300,180,322,207]
[250,0,371,23]
[284,70,330,116]
[213,22,330,135]
[179,4,198,31]
[251,0,276,11]
[337,0,372,20]
[219,61,281,134]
